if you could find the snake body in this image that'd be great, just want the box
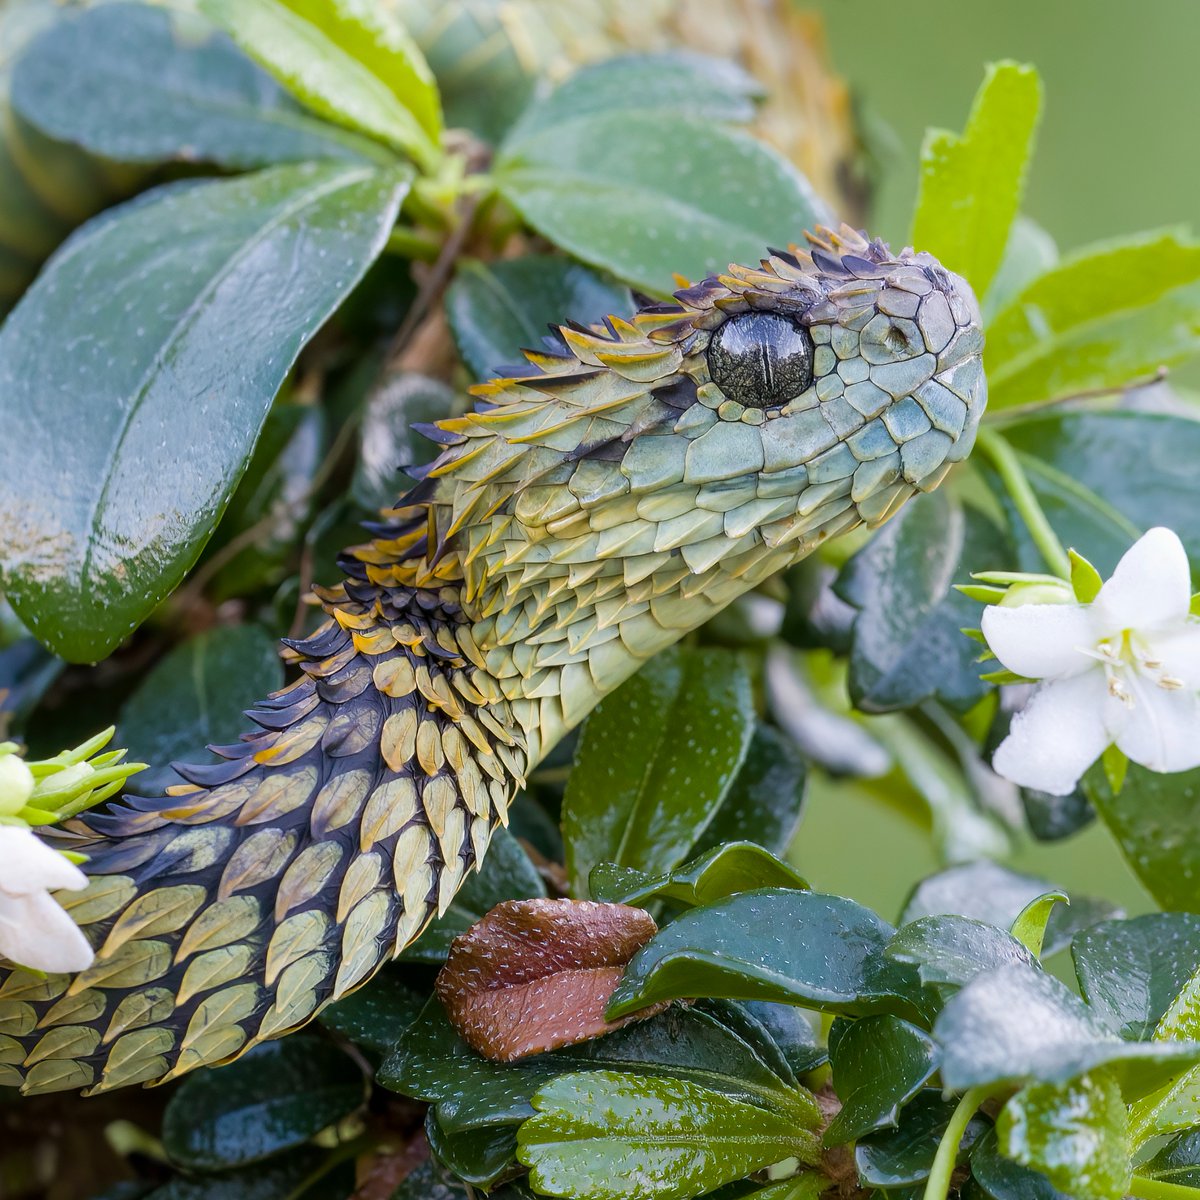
[0,226,984,1094]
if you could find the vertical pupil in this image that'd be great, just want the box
[706,312,815,409]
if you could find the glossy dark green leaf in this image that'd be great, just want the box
[496,112,828,295]
[935,963,1200,1092]
[997,412,1200,576]
[563,646,755,897]
[1144,1129,1200,1187]
[901,861,1114,958]
[445,255,634,380]
[352,372,458,511]
[427,1112,519,1188]
[825,1016,939,1145]
[690,723,808,859]
[319,969,425,1053]
[1019,784,1094,842]
[143,1148,338,1200]
[0,162,408,662]
[517,1070,820,1200]
[986,229,1200,410]
[590,842,808,910]
[971,1128,1074,1200]
[400,826,546,963]
[887,916,1036,992]
[855,1089,987,1189]
[838,491,1009,712]
[198,0,441,171]
[503,53,762,144]
[1073,914,1200,1041]
[997,1071,1130,1200]
[910,61,1042,299]
[607,888,926,1022]
[11,4,385,169]
[161,1038,365,1169]
[736,1001,827,1079]
[118,625,284,796]
[1086,762,1200,912]
[381,996,811,1135]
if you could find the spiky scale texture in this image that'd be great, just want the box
[0,226,986,1092]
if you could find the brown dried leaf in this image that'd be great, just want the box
[435,897,665,1061]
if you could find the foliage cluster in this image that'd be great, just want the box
[4,4,1200,1200]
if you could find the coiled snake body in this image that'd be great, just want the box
[0,227,984,1094]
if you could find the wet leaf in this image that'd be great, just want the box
[319,969,425,1053]
[935,963,1200,1092]
[426,1113,519,1188]
[11,3,384,168]
[496,112,828,295]
[198,0,440,170]
[563,646,754,897]
[998,1070,1131,1200]
[855,1089,987,1189]
[986,229,1200,410]
[911,61,1042,298]
[161,1038,365,1169]
[143,1148,345,1200]
[825,1015,939,1145]
[887,916,1036,993]
[446,255,634,380]
[1143,1129,1200,1188]
[436,898,663,1061]
[517,1070,820,1200]
[971,1128,1074,1200]
[119,625,284,796]
[607,888,926,1023]
[0,162,408,661]
[838,491,1009,713]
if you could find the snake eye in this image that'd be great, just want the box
[706,311,814,409]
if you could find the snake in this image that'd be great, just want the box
[0,225,984,1094]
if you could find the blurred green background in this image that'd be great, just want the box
[792,0,1198,922]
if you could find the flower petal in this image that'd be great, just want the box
[1142,624,1200,689]
[0,825,88,896]
[1115,676,1200,774]
[1095,526,1192,632]
[0,890,94,973]
[981,603,1096,680]
[991,672,1112,795]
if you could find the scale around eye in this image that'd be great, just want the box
[706,311,815,410]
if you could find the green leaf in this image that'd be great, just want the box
[837,491,1010,712]
[971,1127,1074,1200]
[381,997,812,1134]
[1073,915,1200,1042]
[935,963,1200,1092]
[689,723,808,859]
[11,4,386,169]
[1086,762,1200,912]
[590,842,808,911]
[1068,550,1104,604]
[887,916,1037,992]
[399,826,546,963]
[910,61,1042,298]
[197,0,441,170]
[352,372,458,511]
[445,255,633,381]
[983,216,1058,323]
[143,1148,347,1200]
[427,1113,519,1188]
[319,970,425,1054]
[1010,892,1069,959]
[118,625,284,797]
[392,1157,535,1200]
[502,53,762,145]
[607,888,926,1023]
[998,1071,1131,1200]
[985,229,1200,409]
[495,112,829,295]
[161,1038,365,1169]
[562,646,754,897]
[0,162,408,661]
[517,1070,820,1200]
[1144,1129,1200,1188]
[825,1016,939,1145]
[855,1089,987,1189]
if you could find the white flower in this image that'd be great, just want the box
[982,527,1200,796]
[0,825,94,973]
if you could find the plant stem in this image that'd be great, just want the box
[385,226,442,262]
[921,1085,992,1200]
[975,426,1071,580]
[1130,1178,1200,1200]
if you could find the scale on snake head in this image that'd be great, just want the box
[0,225,984,1096]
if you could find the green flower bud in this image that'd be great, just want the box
[999,579,1076,608]
[0,751,34,816]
